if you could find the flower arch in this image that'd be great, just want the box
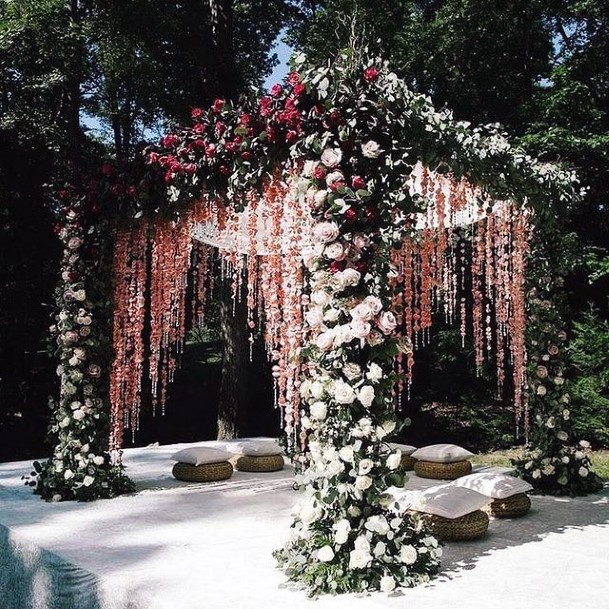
[35,52,600,595]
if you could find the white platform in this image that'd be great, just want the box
[1,443,608,609]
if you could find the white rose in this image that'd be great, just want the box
[355,475,372,490]
[349,547,372,570]
[316,330,335,352]
[334,324,354,346]
[83,475,94,487]
[64,469,74,480]
[305,308,324,328]
[373,541,386,557]
[339,446,355,463]
[321,148,343,168]
[310,381,325,399]
[310,401,327,421]
[387,451,402,470]
[399,544,418,565]
[366,363,383,382]
[313,221,340,243]
[324,241,345,260]
[348,505,362,517]
[380,575,396,593]
[365,515,390,535]
[546,417,555,429]
[341,268,361,287]
[557,431,568,441]
[93,456,105,466]
[578,466,589,477]
[317,545,335,562]
[334,381,356,404]
[359,459,373,475]
[323,308,340,322]
[579,440,590,448]
[351,302,374,321]
[358,385,375,408]
[302,160,318,177]
[342,362,361,380]
[326,170,345,188]
[537,385,547,396]
[314,189,328,206]
[334,518,351,544]
[72,409,85,421]
[361,140,383,158]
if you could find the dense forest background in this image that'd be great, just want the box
[1,0,607,462]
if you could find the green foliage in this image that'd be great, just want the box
[568,309,609,446]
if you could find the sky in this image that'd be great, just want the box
[264,37,293,90]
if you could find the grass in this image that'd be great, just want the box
[472,448,609,481]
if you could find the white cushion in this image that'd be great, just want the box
[392,485,490,519]
[411,443,473,463]
[171,446,232,465]
[227,439,283,457]
[388,443,417,456]
[454,473,533,499]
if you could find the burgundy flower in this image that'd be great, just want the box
[265,126,277,142]
[270,84,282,97]
[111,184,124,196]
[147,151,160,164]
[364,67,379,82]
[345,208,357,222]
[215,121,226,135]
[219,165,230,175]
[101,163,115,177]
[191,107,203,119]
[191,139,206,150]
[164,171,173,184]
[355,260,368,273]
[351,176,366,190]
[127,186,138,198]
[161,134,179,148]
[212,98,225,113]
[329,260,345,273]
[205,144,217,158]
[238,113,251,126]
[240,151,253,161]
[193,123,206,134]
[293,82,305,97]
[286,130,298,143]
[183,163,197,175]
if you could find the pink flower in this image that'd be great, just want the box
[313,222,340,243]
[326,171,345,189]
[350,319,371,339]
[350,302,374,322]
[324,242,345,260]
[376,311,397,334]
[287,71,300,86]
[364,296,383,314]
[67,237,82,250]
[270,84,282,97]
[353,233,371,251]
[320,148,342,168]
[191,107,203,119]
[305,308,324,329]
[548,344,559,355]
[364,67,379,82]
[316,330,334,352]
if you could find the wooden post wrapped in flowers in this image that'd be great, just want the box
[37,50,587,594]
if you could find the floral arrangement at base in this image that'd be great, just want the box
[513,262,603,496]
[32,183,135,501]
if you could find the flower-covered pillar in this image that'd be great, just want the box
[274,67,442,595]
[513,232,603,495]
[34,183,135,501]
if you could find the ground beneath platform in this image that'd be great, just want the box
[1,443,608,609]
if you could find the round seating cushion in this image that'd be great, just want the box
[172,461,233,482]
[414,459,472,480]
[485,492,531,518]
[420,509,489,541]
[234,454,284,472]
[400,454,417,471]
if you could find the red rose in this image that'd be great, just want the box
[183,163,197,175]
[215,121,226,135]
[101,163,115,177]
[147,151,160,164]
[127,186,138,198]
[205,144,216,158]
[240,151,253,161]
[238,113,251,125]
[293,82,305,96]
[192,138,206,150]
[355,260,368,273]
[329,260,345,273]
[286,130,298,143]
[312,165,327,180]
[161,134,179,148]
[270,84,282,97]
[193,123,206,134]
[111,184,124,196]
[287,71,300,86]
[219,165,230,175]
[164,171,174,184]
[345,207,357,222]
[191,107,203,119]
[265,126,277,142]
[364,67,379,82]
[212,98,225,113]
[351,176,366,190]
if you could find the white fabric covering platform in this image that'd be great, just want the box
[1,443,608,609]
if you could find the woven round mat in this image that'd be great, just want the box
[234,454,284,472]
[400,454,416,471]
[172,461,233,482]
[484,492,531,518]
[422,509,489,541]
[414,459,472,480]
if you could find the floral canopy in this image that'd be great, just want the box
[35,51,597,596]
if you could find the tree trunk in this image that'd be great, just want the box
[216,284,249,440]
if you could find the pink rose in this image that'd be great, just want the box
[316,331,334,352]
[364,296,383,314]
[376,311,397,335]
[350,319,371,339]
[64,331,79,345]
[324,242,345,260]
[320,148,343,168]
[351,302,374,322]
[341,268,361,287]
[548,344,559,355]
[325,171,345,189]
[352,233,371,251]
[313,222,340,243]
[87,364,101,378]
